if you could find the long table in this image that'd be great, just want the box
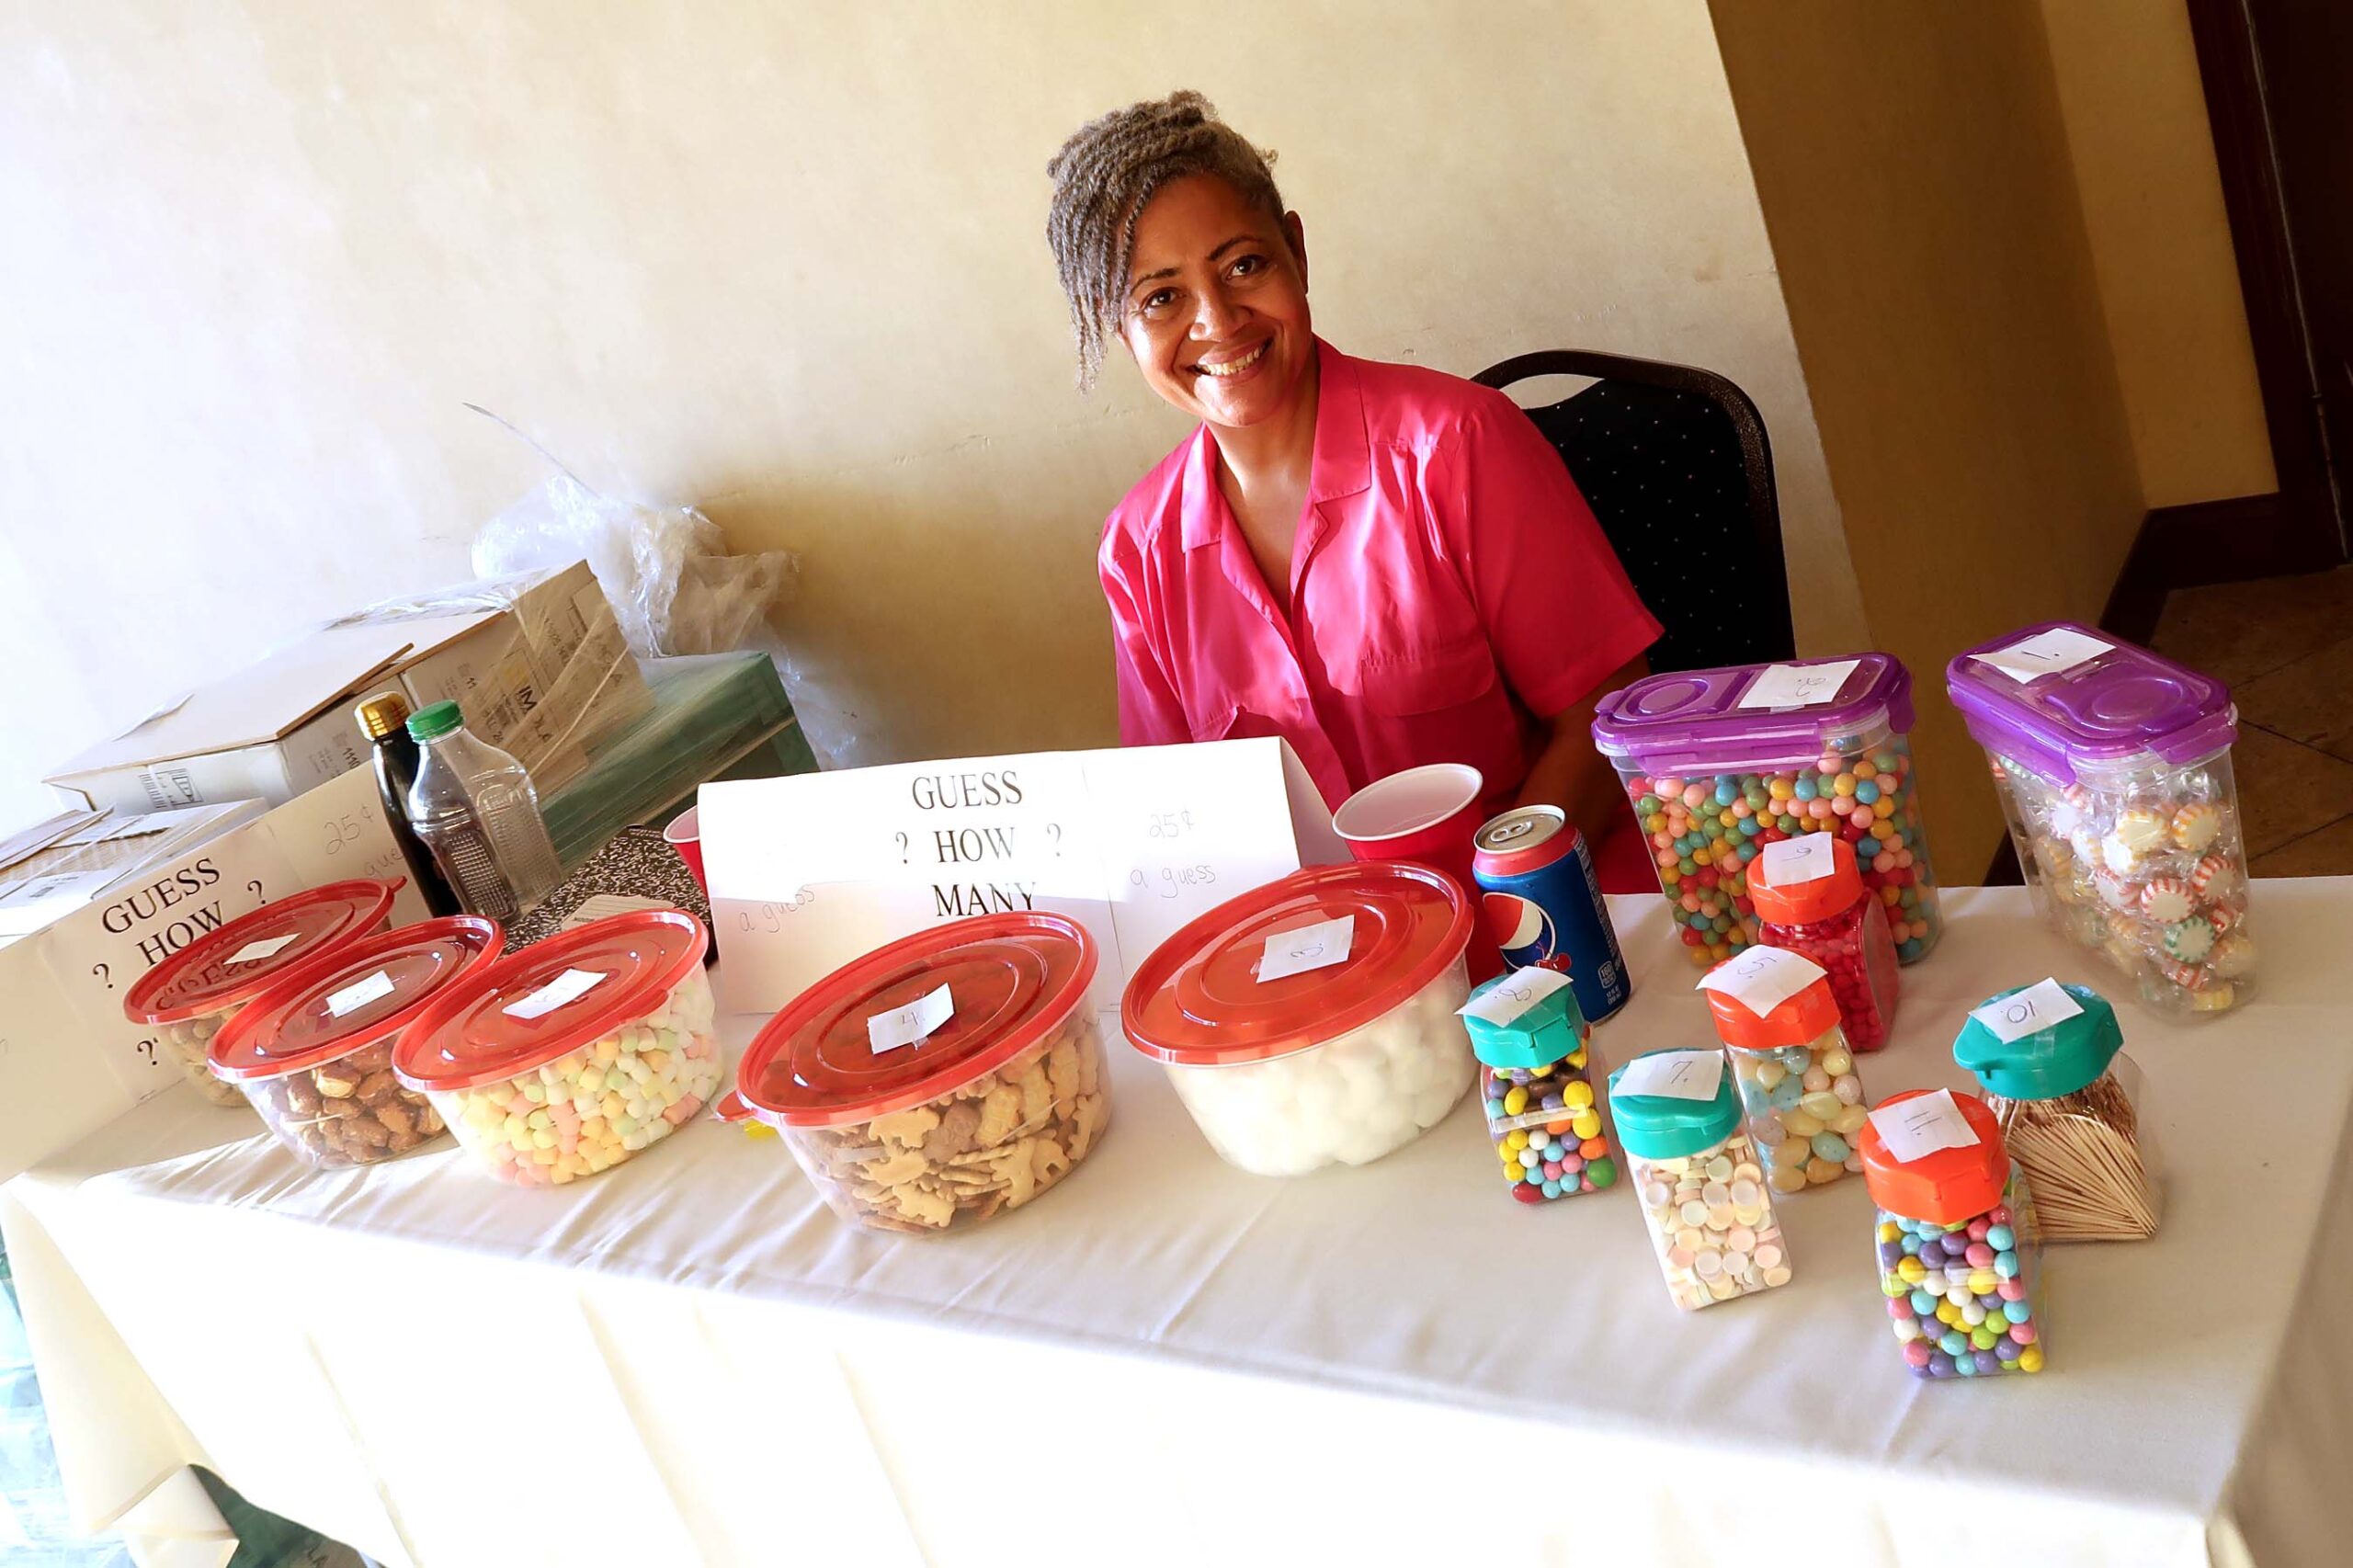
[6,884,2347,1567]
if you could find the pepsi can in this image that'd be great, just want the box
[1472,806,1631,1023]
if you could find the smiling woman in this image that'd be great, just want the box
[1044,91,1662,871]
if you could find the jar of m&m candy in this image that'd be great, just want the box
[1701,950,1870,1192]
[1859,1088,2045,1381]
[1609,1049,1791,1311]
[1461,969,1616,1204]
[1591,653,1943,971]
[1745,834,1898,1051]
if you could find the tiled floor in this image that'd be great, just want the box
[2151,563,2353,876]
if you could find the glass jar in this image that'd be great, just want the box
[1609,1049,1791,1311]
[1745,834,1899,1051]
[1859,1089,2046,1380]
[1701,954,1870,1192]
[1461,970,1616,1204]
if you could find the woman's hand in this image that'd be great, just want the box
[1515,653,1649,847]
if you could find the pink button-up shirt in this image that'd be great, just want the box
[1099,340,1661,824]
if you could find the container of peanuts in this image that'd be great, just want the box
[1953,979,2156,1243]
[1745,832,1899,1051]
[1949,623,2256,1016]
[208,916,500,1167]
[394,909,720,1186]
[1459,968,1616,1204]
[1859,1087,2046,1381]
[122,879,404,1109]
[725,913,1106,1234]
[1591,653,1944,971]
[1699,946,1870,1192]
[1123,862,1475,1176]
[1608,1047,1792,1311]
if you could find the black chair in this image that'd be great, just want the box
[1473,350,1794,672]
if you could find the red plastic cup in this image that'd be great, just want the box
[663,805,706,892]
[1332,766,1499,980]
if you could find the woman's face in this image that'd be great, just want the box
[1118,174,1313,431]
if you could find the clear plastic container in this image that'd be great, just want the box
[121,880,404,1108]
[1123,863,1475,1176]
[1949,624,2256,1016]
[1591,653,1943,971]
[395,909,720,1185]
[1953,981,2157,1242]
[1745,835,1899,1051]
[404,699,563,921]
[1460,970,1616,1204]
[725,913,1106,1234]
[1608,1050,1792,1311]
[208,917,500,1167]
[1702,954,1869,1192]
[1860,1089,2046,1380]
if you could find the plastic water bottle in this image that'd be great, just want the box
[403,700,562,919]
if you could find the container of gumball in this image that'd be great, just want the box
[1591,653,1943,971]
[1123,862,1475,1176]
[1859,1088,2046,1381]
[1744,833,1899,1051]
[1459,969,1616,1204]
[1948,623,2256,1016]
[1700,950,1870,1193]
[1609,1048,1792,1311]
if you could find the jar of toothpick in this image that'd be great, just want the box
[1952,982,2156,1243]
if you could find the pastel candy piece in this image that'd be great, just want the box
[2171,801,2222,852]
[2210,933,2256,978]
[2113,808,2168,855]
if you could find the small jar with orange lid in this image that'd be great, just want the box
[1745,832,1899,1051]
[1700,946,1870,1193]
[1859,1088,2046,1381]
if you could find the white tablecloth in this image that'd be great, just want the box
[6,885,2349,1568]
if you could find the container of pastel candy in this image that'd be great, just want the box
[1123,862,1475,1176]
[724,913,1108,1234]
[1591,653,1943,971]
[1699,946,1870,1193]
[208,916,500,1168]
[1459,968,1616,1204]
[1948,623,2256,1016]
[394,908,721,1186]
[122,879,404,1109]
[1608,1048,1792,1311]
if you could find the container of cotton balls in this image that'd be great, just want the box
[1121,862,1476,1176]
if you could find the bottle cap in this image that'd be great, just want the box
[1951,982,2123,1100]
[1607,1050,1743,1160]
[406,700,463,743]
[1460,971,1586,1070]
[1858,1088,2011,1223]
[355,691,414,742]
[1702,963,1842,1050]
[1747,834,1867,926]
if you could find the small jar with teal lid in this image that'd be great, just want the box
[1461,971,1616,1205]
[1608,1047,1792,1311]
[1953,981,2156,1242]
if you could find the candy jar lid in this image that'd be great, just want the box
[1746,834,1866,926]
[1606,1049,1742,1159]
[1122,862,1472,1067]
[1702,962,1841,1050]
[1951,982,2123,1101]
[1461,971,1586,1070]
[1858,1088,2011,1223]
[122,879,403,1025]
[210,916,503,1082]
[733,913,1096,1130]
[1946,622,2238,787]
[1590,653,1914,774]
[394,909,707,1092]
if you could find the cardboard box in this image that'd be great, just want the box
[0,801,268,942]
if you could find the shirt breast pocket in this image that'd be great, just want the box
[1355,638,1500,717]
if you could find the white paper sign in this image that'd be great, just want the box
[1695,945,1828,1017]
[324,970,397,1018]
[504,968,608,1021]
[1760,833,1836,887]
[866,983,956,1055]
[1614,1049,1724,1102]
[1977,629,2113,683]
[1737,660,1861,710]
[224,933,301,965]
[1869,1088,1981,1163]
[1257,916,1354,982]
[1969,978,2085,1044]
[1460,966,1574,1027]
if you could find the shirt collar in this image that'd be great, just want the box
[1179,337,1370,551]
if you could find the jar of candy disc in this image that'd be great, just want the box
[1745,833,1899,1051]
[1700,949,1870,1193]
[1609,1048,1791,1311]
[1461,969,1616,1204]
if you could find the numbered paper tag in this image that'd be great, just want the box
[1258,915,1355,983]
[1869,1088,1981,1163]
[504,968,608,1021]
[1737,660,1860,711]
[1760,833,1836,887]
[1969,978,2084,1044]
[1459,966,1573,1028]
[1695,945,1827,1017]
[1977,628,2113,683]
[1614,1049,1723,1102]
[325,971,397,1019]
[867,983,955,1056]
[224,933,301,966]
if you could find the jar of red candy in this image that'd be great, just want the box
[1743,832,1899,1051]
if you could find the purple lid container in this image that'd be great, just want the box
[1945,621,2238,787]
[1589,653,1916,775]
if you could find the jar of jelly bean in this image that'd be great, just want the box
[1461,970,1616,1204]
[1590,653,1943,971]
[1953,982,2156,1243]
[1745,834,1899,1051]
[1701,954,1870,1192]
[1859,1088,2045,1381]
[1608,1048,1791,1311]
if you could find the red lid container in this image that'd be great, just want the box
[122,880,403,1026]
[1123,862,1472,1066]
[210,916,503,1083]
[1747,835,1867,926]
[1704,963,1843,1050]
[1859,1088,2012,1223]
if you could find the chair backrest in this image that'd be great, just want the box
[1473,349,1794,672]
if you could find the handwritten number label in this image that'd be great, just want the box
[224,934,301,966]
[1614,1049,1724,1102]
[1258,915,1355,983]
[1977,629,2114,684]
[1737,660,1861,711]
[1695,945,1826,1017]
[1869,1089,1981,1163]
[504,968,608,1020]
[1760,833,1836,887]
[1968,978,2084,1044]
[1459,966,1573,1027]
[868,983,955,1055]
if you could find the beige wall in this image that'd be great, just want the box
[0,0,1857,826]
[2040,0,2276,507]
